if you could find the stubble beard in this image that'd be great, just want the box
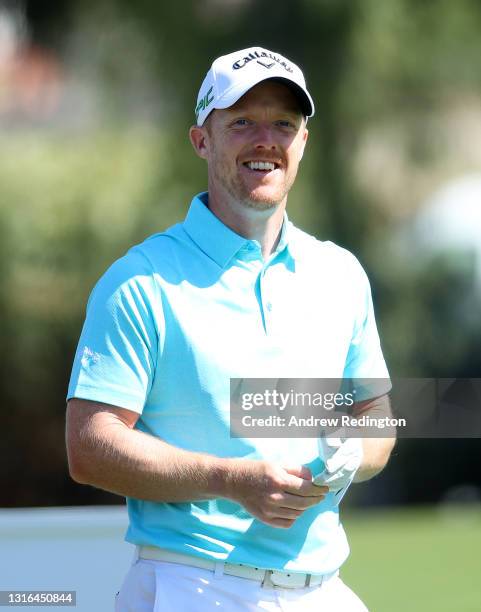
[211,154,293,212]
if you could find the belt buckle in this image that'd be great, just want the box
[261,569,274,589]
[269,570,307,589]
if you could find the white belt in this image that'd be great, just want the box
[138,546,337,589]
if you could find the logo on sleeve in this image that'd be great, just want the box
[81,346,100,368]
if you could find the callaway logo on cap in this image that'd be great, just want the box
[194,46,315,126]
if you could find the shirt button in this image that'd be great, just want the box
[266,302,273,312]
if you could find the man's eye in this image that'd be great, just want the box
[234,119,249,126]
[277,120,293,128]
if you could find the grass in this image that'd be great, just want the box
[341,506,481,612]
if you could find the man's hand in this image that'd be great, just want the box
[314,437,363,501]
[226,460,328,529]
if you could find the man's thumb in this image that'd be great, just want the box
[284,465,312,480]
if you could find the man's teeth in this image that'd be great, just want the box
[246,161,276,171]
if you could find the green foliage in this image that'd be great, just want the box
[0,128,168,318]
[345,0,481,119]
[0,128,179,505]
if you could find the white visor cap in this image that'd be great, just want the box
[195,46,315,126]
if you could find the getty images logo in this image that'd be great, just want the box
[232,50,294,73]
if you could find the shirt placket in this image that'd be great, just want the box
[239,241,284,335]
[257,255,281,335]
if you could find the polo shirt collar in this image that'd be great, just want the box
[183,192,295,268]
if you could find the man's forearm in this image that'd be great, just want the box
[67,411,234,502]
[66,403,329,528]
[354,436,396,482]
[352,393,396,483]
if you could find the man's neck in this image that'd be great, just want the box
[207,190,286,260]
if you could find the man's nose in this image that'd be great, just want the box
[252,124,278,149]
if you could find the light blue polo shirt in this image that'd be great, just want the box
[68,192,390,574]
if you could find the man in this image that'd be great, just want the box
[66,47,394,611]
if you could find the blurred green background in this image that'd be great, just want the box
[343,507,481,611]
[1,1,480,609]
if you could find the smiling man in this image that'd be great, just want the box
[194,81,307,211]
[66,47,394,611]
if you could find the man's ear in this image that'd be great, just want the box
[189,125,209,160]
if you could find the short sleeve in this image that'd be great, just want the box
[342,258,391,400]
[67,249,161,413]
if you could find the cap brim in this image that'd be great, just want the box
[212,76,315,120]
[266,77,315,118]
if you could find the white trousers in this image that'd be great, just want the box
[115,553,369,611]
